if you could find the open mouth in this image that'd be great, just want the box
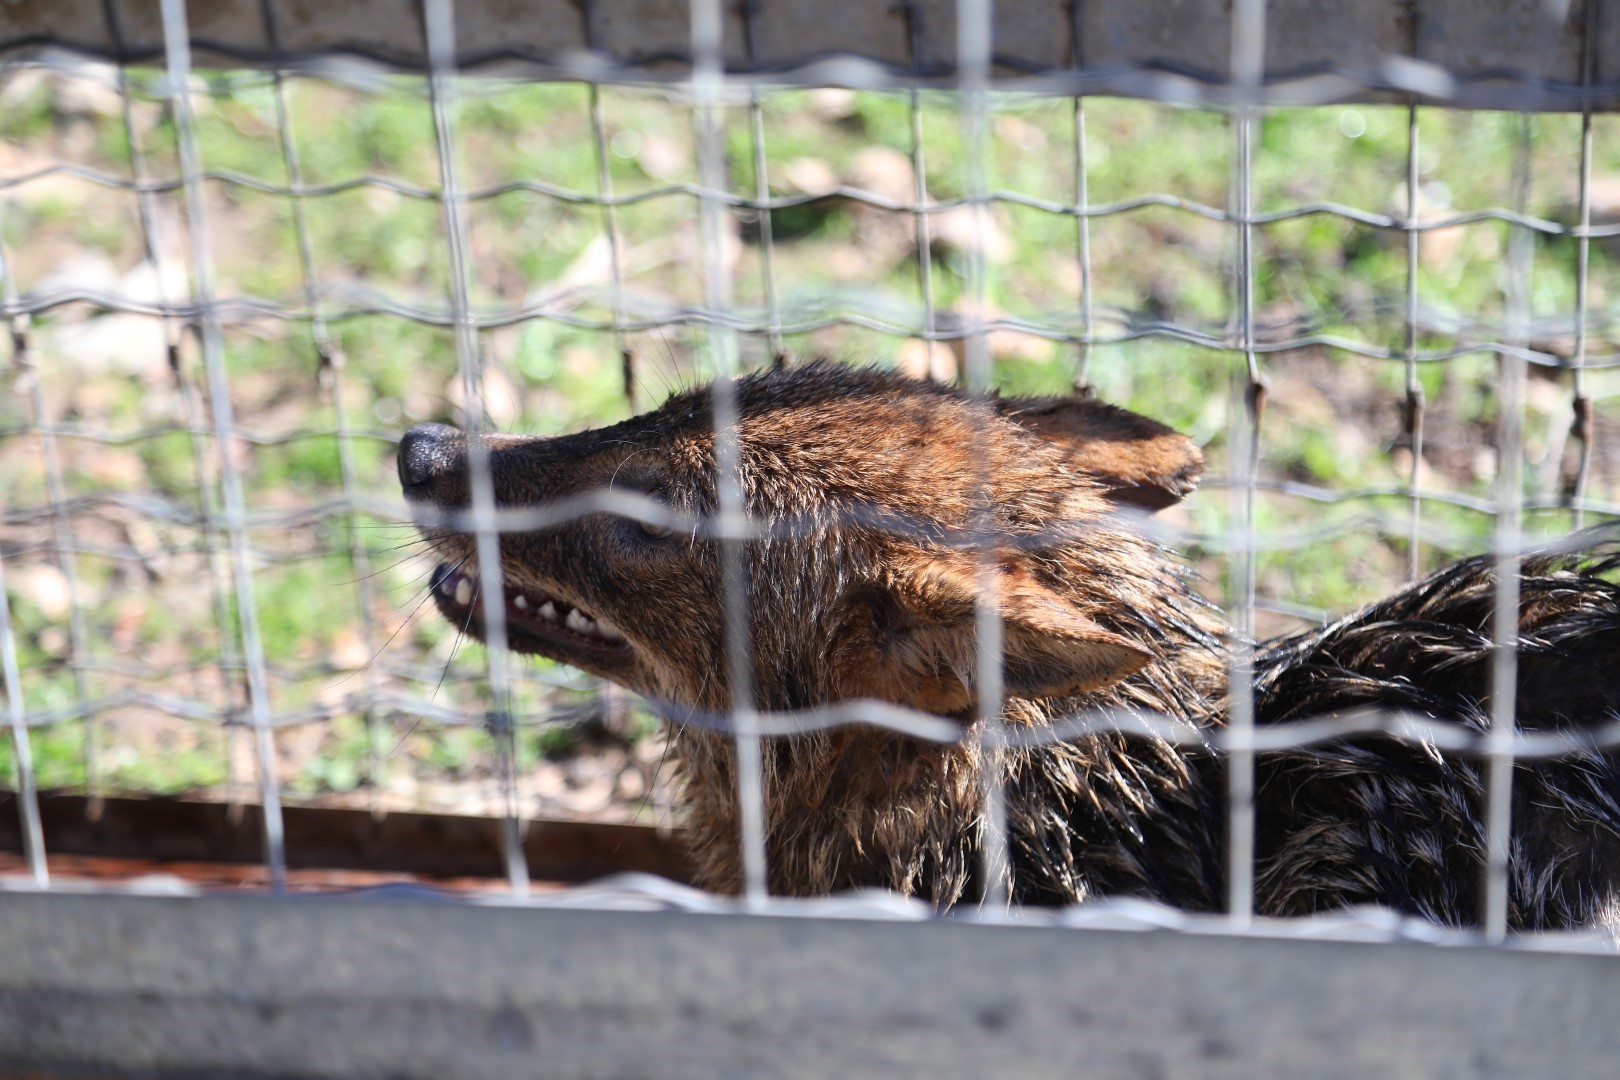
[431,563,631,656]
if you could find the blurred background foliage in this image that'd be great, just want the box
[2,67,1617,816]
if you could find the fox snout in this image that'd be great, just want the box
[398,421,467,507]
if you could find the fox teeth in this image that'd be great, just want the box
[565,609,597,636]
[593,616,626,643]
[512,594,528,611]
[453,577,473,607]
[538,601,559,623]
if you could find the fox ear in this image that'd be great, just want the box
[996,395,1203,511]
[874,555,1152,715]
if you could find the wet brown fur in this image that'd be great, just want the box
[403,361,1620,929]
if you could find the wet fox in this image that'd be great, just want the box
[400,361,1620,930]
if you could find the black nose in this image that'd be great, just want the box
[398,422,463,497]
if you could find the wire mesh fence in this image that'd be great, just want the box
[2,0,1620,968]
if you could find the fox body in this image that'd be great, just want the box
[401,362,1620,930]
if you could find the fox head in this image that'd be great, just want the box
[399,361,1208,721]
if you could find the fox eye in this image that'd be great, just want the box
[631,489,674,541]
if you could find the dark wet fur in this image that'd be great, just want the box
[1244,540,1620,929]
[986,537,1620,931]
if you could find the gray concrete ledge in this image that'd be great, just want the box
[1,889,1619,1078]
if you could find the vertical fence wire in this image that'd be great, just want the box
[1570,1,1596,529]
[18,316,95,811]
[1403,103,1425,580]
[1068,2,1094,392]
[1483,109,1536,944]
[586,86,635,404]
[690,0,770,907]
[903,5,939,374]
[0,51,55,881]
[1224,0,1266,928]
[158,0,288,890]
[99,0,251,815]
[1481,0,1572,943]
[954,0,1011,912]
[0,63,97,819]
[422,0,530,896]
[0,234,46,879]
[577,0,637,736]
[739,3,786,369]
[578,0,639,407]
[258,0,386,812]
[0,552,46,885]
[0,61,93,809]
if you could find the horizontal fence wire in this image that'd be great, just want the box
[3,0,1620,111]
[0,0,1617,946]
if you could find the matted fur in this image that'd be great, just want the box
[401,362,1620,930]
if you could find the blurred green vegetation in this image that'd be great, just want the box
[2,68,1618,805]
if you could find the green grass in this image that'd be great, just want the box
[3,69,1618,803]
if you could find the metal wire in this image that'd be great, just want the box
[1482,110,1534,945]
[1479,0,1572,946]
[1402,102,1425,581]
[1,17,1612,113]
[21,686,1620,765]
[1070,93,1094,392]
[579,0,637,405]
[739,1,786,369]
[7,157,1614,234]
[1224,0,1266,930]
[0,527,47,887]
[17,315,95,810]
[4,289,1616,364]
[99,0,252,813]
[158,0,288,890]
[0,42,49,890]
[954,0,1013,913]
[0,3,1614,946]
[691,0,770,907]
[905,5,939,375]
[423,0,529,896]
[257,0,386,814]
[1569,0,1598,530]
